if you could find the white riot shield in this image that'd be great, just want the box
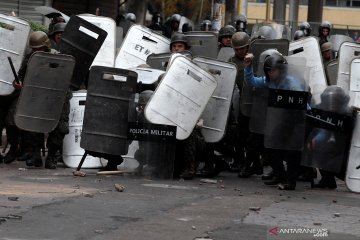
[289,37,328,105]
[78,15,116,67]
[129,67,164,87]
[0,14,30,95]
[144,56,217,140]
[326,59,339,85]
[350,58,360,109]
[345,111,360,193]
[329,34,354,53]
[146,51,192,71]
[185,31,218,58]
[251,22,291,40]
[15,52,75,133]
[217,47,234,62]
[337,42,360,94]
[62,90,103,168]
[115,25,170,69]
[193,57,237,143]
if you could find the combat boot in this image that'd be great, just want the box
[4,146,19,164]
[26,148,43,167]
[45,155,57,169]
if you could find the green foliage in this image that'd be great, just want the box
[29,21,48,33]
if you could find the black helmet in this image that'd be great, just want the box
[200,20,212,31]
[299,22,311,36]
[234,14,247,32]
[319,86,349,113]
[125,13,136,23]
[319,21,332,35]
[49,22,66,36]
[171,14,181,23]
[293,30,305,40]
[263,53,287,80]
[170,33,189,50]
[182,22,193,33]
[219,25,236,39]
[152,13,162,25]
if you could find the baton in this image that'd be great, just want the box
[7,57,20,84]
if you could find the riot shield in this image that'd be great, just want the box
[249,39,289,76]
[128,122,176,179]
[264,63,310,151]
[0,14,30,95]
[129,67,165,90]
[325,59,339,85]
[329,34,354,53]
[289,37,327,105]
[58,15,108,89]
[115,25,170,69]
[144,55,217,140]
[251,22,291,40]
[81,66,137,155]
[337,41,360,93]
[78,15,116,67]
[350,58,360,109]
[217,47,234,62]
[302,108,353,173]
[146,51,192,71]
[193,57,237,143]
[62,90,103,168]
[184,31,218,58]
[345,111,360,193]
[249,88,269,134]
[34,6,70,22]
[15,52,75,133]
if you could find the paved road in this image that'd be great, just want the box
[0,161,359,240]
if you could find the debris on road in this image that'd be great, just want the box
[249,207,261,211]
[73,171,86,177]
[200,179,218,184]
[114,184,125,192]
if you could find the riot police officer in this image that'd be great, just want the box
[233,14,247,33]
[49,22,66,50]
[244,52,306,190]
[299,21,312,37]
[218,25,236,48]
[125,13,136,23]
[148,13,163,32]
[318,21,332,46]
[170,33,190,53]
[9,31,71,169]
[163,13,181,38]
[200,20,212,31]
[293,30,305,41]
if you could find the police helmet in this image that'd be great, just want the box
[170,33,189,50]
[125,13,136,22]
[152,13,162,25]
[293,30,305,40]
[320,85,350,113]
[256,25,276,39]
[234,14,247,32]
[321,42,332,52]
[219,25,236,39]
[231,32,249,49]
[200,20,212,31]
[171,14,181,23]
[263,53,287,80]
[29,31,51,49]
[319,21,332,35]
[138,90,154,105]
[182,23,193,33]
[299,21,311,36]
[49,22,66,36]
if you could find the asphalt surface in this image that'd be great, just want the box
[0,160,360,240]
